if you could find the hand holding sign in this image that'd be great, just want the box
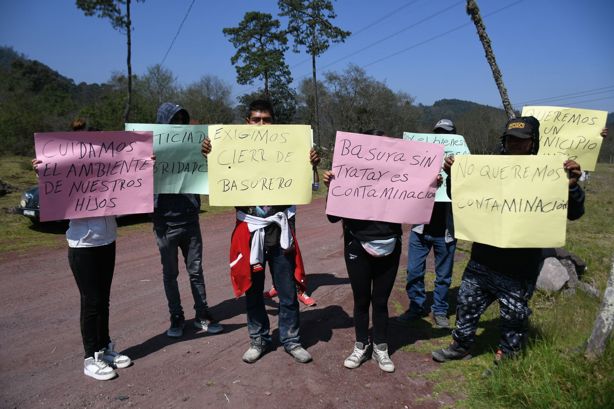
[207,124,313,206]
[325,131,444,224]
[35,131,154,221]
[521,106,607,171]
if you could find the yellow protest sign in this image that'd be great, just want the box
[451,155,569,248]
[521,106,607,171]
[207,124,313,206]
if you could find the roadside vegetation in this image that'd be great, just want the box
[397,163,614,409]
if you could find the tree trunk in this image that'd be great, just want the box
[124,0,132,123]
[466,0,515,119]
[585,255,614,360]
[311,52,321,147]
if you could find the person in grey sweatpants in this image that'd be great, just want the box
[154,102,223,338]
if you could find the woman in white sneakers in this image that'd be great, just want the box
[35,119,131,380]
[323,129,404,373]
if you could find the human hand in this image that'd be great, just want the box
[443,155,455,174]
[436,174,443,187]
[600,128,608,138]
[322,170,334,188]
[564,159,582,187]
[201,138,212,157]
[31,159,42,175]
[310,147,320,167]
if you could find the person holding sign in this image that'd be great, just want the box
[153,103,223,338]
[201,99,320,364]
[396,119,459,329]
[34,119,131,381]
[432,116,585,365]
[324,129,403,373]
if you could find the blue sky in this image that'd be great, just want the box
[1,0,613,112]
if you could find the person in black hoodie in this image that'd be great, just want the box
[324,129,407,373]
[432,116,585,364]
[154,102,223,338]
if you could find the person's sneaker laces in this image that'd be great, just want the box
[166,314,185,338]
[432,314,450,329]
[372,343,395,372]
[298,292,317,307]
[343,342,369,369]
[431,341,471,362]
[263,287,278,299]
[287,346,312,363]
[84,351,117,381]
[393,309,425,325]
[193,312,223,334]
[102,342,131,369]
[242,344,266,363]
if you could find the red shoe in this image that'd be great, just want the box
[298,292,317,307]
[264,287,278,299]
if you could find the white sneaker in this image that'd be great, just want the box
[84,351,117,380]
[102,342,132,369]
[343,342,369,369]
[372,343,395,373]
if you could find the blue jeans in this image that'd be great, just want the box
[406,231,456,316]
[245,244,300,351]
[154,221,209,317]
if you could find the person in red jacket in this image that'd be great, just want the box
[202,99,319,364]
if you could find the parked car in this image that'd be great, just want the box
[16,185,41,223]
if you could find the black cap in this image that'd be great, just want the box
[503,117,537,139]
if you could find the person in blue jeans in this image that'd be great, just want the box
[154,102,223,338]
[396,119,458,329]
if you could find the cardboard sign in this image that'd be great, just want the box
[521,106,607,171]
[126,123,208,194]
[403,132,470,202]
[207,124,312,206]
[326,131,444,224]
[451,155,569,248]
[35,131,154,221]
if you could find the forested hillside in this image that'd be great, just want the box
[1,46,612,160]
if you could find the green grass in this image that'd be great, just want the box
[398,164,614,409]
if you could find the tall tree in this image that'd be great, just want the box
[223,12,291,98]
[466,0,515,119]
[278,0,350,146]
[76,0,142,122]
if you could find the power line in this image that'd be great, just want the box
[287,0,423,70]
[361,0,523,69]
[515,85,614,106]
[160,0,196,67]
[320,0,464,71]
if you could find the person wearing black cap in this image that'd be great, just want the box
[154,102,223,338]
[396,119,458,329]
[432,116,585,364]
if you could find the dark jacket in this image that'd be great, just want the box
[470,184,585,280]
[153,102,201,226]
[328,215,402,242]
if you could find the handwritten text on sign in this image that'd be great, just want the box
[126,123,208,194]
[34,131,154,221]
[521,106,607,171]
[403,132,470,202]
[326,132,444,224]
[207,124,312,206]
[451,155,568,248]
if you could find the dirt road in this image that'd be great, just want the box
[0,197,459,408]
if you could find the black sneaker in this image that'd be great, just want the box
[432,342,471,362]
[194,312,223,334]
[166,314,185,338]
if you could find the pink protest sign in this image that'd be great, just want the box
[326,132,444,224]
[34,131,154,221]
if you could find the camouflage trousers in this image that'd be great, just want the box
[452,260,536,355]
